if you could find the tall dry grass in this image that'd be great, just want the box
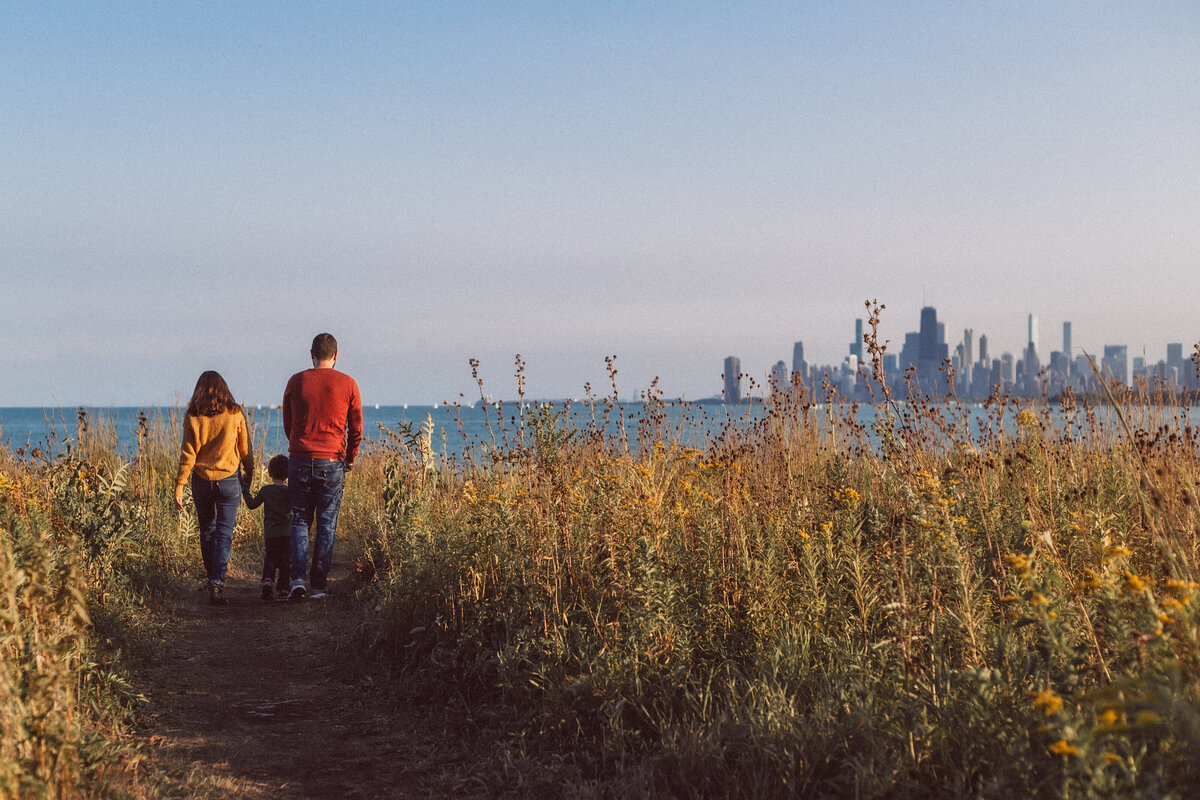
[346,344,1200,797]
[0,407,270,799]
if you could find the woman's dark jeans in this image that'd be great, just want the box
[191,472,241,585]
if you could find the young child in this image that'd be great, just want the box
[243,454,293,601]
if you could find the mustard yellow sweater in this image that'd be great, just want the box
[175,409,254,490]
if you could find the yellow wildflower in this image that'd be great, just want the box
[1136,711,1161,726]
[1032,689,1063,716]
[1104,545,1132,562]
[1097,709,1119,726]
[1006,552,1032,573]
[1123,571,1146,593]
[1080,568,1102,590]
[832,487,860,507]
[1031,592,1050,607]
[1048,740,1078,756]
[1102,753,1122,765]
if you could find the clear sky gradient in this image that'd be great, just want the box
[4,2,1198,405]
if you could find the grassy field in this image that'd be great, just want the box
[0,411,186,798]
[4,356,1200,797]
[351,358,1200,797]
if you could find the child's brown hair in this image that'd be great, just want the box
[267,454,289,480]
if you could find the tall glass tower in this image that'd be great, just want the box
[791,342,808,395]
[723,356,741,403]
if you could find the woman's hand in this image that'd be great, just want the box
[174,487,184,510]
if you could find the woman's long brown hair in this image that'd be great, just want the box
[186,371,241,417]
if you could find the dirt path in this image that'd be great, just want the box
[135,549,497,799]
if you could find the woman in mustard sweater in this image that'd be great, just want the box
[174,371,255,605]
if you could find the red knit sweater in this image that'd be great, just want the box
[282,368,363,464]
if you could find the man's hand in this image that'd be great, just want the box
[174,487,184,511]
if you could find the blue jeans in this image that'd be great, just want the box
[288,457,345,590]
[192,472,241,585]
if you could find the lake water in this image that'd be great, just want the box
[3,401,1195,462]
[0,401,760,461]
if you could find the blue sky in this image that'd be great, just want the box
[3,2,1198,405]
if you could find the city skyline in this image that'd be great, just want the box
[722,304,1197,403]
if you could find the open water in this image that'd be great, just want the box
[0,402,760,461]
[3,401,1195,463]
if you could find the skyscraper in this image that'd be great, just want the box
[792,341,806,375]
[1167,342,1185,388]
[900,332,920,371]
[1102,345,1128,385]
[1028,314,1039,355]
[850,318,863,361]
[770,361,788,391]
[918,307,939,363]
[1062,321,1072,359]
[962,328,974,388]
[791,342,808,394]
[723,356,741,403]
[917,306,947,393]
[1022,341,1041,394]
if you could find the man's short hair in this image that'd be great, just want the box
[311,333,338,361]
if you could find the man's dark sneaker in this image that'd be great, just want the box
[261,581,274,601]
[288,584,307,602]
[209,583,227,606]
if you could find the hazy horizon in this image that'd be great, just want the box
[5,3,1198,406]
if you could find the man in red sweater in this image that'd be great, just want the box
[282,332,363,600]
